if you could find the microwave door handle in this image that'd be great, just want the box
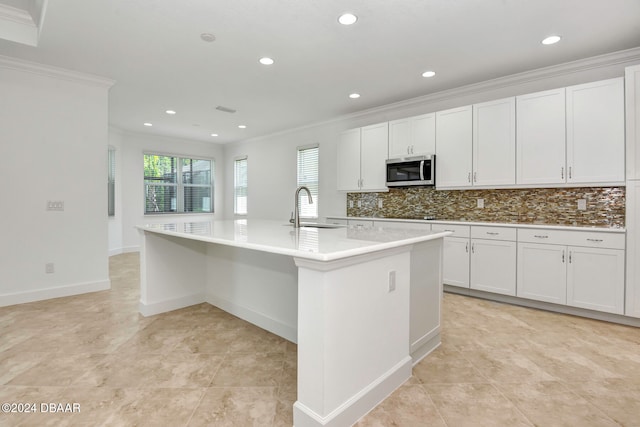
[419,160,425,181]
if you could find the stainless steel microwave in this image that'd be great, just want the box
[386,154,435,187]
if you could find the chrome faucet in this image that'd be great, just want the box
[292,186,313,228]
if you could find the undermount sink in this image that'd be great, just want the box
[284,222,345,229]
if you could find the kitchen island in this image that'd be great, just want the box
[137,219,449,427]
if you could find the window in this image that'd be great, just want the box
[144,154,213,214]
[234,157,248,215]
[297,144,319,218]
[108,146,115,217]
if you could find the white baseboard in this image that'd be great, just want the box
[0,279,111,307]
[293,356,412,427]
[206,293,298,343]
[138,293,206,317]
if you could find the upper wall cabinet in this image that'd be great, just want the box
[627,65,640,180]
[566,78,625,184]
[516,88,567,185]
[435,105,473,188]
[388,113,436,158]
[337,122,389,192]
[472,97,516,186]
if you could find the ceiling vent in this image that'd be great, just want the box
[215,105,236,113]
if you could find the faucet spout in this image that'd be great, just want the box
[294,186,313,228]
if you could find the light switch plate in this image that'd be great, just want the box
[477,198,484,209]
[577,199,587,210]
[378,199,383,208]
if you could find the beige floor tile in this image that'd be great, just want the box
[462,348,556,383]
[210,353,285,387]
[570,378,640,426]
[412,347,488,384]
[7,353,106,387]
[187,387,278,427]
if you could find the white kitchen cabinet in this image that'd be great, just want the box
[472,97,516,186]
[435,105,472,188]
[337,122,388,192]
[470,227,517,296]
[567,246,625,315]
[517,242,567,304]
[432,224,470,288]
[626,181,640,318]
[388,113,436,158]
[517,228,625,315]
[516,88,566,185]
[566,77,625,184]
[627,65,640,180]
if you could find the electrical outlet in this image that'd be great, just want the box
[349,200,354,208]
[388,271,396,292]
[45,263,55,274]
[577,199,587,211]
[378,199,383,209]
[477,198,484,209]
[357,200,362,208]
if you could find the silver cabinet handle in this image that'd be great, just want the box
[562,250,565,263]
[569,251,572,263]
[468,172,471,183]
[486,232,499,235]
[534,235,549,239]
[444,229,455,232]
[471,243,475,254]
[587,238,603,242]
[569,166,572,179]
[561,167,564,180]
[465,242,469,253]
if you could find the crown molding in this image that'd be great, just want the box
[0,54,115,88]
[0,3,34,26]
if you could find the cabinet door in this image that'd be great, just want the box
[626,65,640,180]
[470,239,517,296]
[410,113,436,156]
[566,78,625,184]
[517,242,567,304]
[360,122,389,191]
[442,237,470,288]
[388,118,410,158]
[566,246,625,315]
[626,181,640,318]
[473,97,516,186]
[337,128,361,191]
[435,106,472,188]
[516,88,566,185]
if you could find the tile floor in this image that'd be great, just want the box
[1,252,640,426]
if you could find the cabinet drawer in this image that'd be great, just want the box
[518,228,625,249]
[431,224,471,238]
[375,221,431,231]
[471,226,516,241]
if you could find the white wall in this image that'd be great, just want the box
[108,129,124,255]
[0,57,113,306]
[222,49,640,220]
[114,131,224,253]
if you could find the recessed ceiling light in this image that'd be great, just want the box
[338,13,358,25]
[349,93,360,99]
[165,110,176,115]
[211,133,218,137]
[200,33,216,42]
[259,57,274,65]
[143,122,153,127]
[542,35,561,45]
[238,125,247,129]
[422,70,436,78]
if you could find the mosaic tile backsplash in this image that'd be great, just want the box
[346,187,626,228]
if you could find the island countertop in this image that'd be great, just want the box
[137,219,450,262]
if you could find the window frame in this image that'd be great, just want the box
[143,152,214,215]
[234,156,248,216]
[297,143,319,219]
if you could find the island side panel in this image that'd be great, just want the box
[294,247,413,427]
[138,230,208,316]
[204,244,299,343]
[410,238,443,364]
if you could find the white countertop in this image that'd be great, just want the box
[326,216,626,233]
[137,219,450,262]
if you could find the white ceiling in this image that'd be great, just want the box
[1,0,639,144]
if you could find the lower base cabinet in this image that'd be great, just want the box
[470,238,517,296]
[443,237,470,288]
[517,243,567,304]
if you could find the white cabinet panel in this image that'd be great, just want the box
[360,122,389,191]
[626,181,640,318]
[516,88,566,185]
[442,236,470,288]
[337,128,362,191]
[431,223,471,238]
[626,65,640,180]
[473,97,516,186]
[517,242,567,304]
[388,113,436,158]
[470,239,517,296]
[435,106,473,188]
[567,246,625,315]
[566,78,625,184]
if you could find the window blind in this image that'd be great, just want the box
[234,157,248,215]
[297,145,319,218]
